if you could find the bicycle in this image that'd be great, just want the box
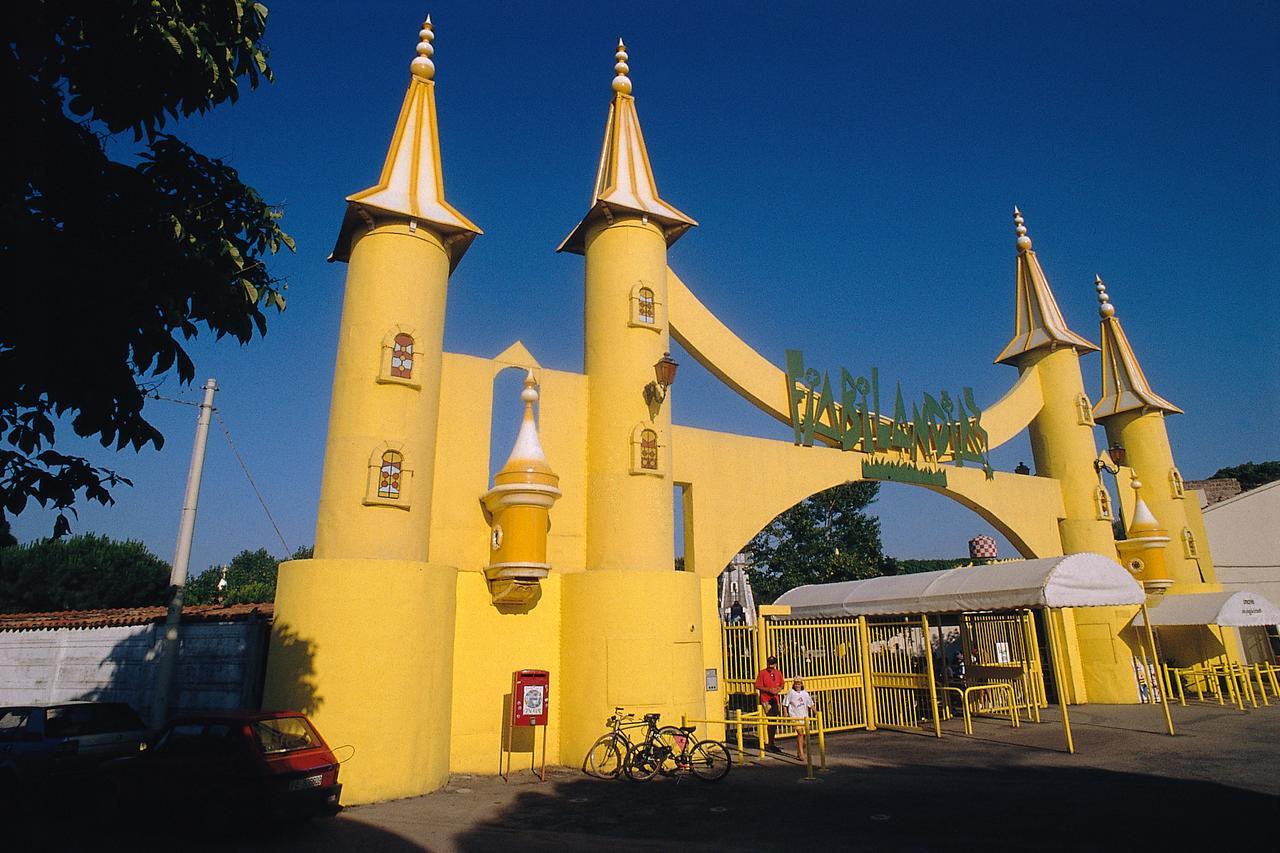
[583,707,649,779]
[624,715,731,782]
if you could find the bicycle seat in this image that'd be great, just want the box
[644,713,661,722]
[679,726,697,733]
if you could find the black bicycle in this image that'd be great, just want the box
[583,707,648,779]
[624,714,731,782]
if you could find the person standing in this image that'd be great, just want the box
[783,678,816,760]
[754,655,785,752]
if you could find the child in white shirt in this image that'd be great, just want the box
[783,679,816,760]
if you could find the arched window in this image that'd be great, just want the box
[637,287,656,324]
[390,334,415,379]
[378,450,404,499]
[640,428,658,470]
[1181,527,1199,558]
[1095,485,1113,521]
[1169,468,1185,499]
[1076,393,1095,426]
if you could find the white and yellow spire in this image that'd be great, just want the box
[557,38,697,254]
[493,371,559,487]
[1092,276,1182,419]
[995,208,1099,365]
[331,17,481,267]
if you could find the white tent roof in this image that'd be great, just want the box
[1133,590,1280,627]
[774,554,1145,619]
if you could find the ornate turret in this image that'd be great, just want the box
[331,17,481,269]
[995,209,1099,365]
[1115,476,1173,593]
[557,39,697,254]
[1092,276,1183,420]
[481,372,562,604]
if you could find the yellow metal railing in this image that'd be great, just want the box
[683,709,828,781]
[941,683,1020,735]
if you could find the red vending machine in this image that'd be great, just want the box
[504,669,550,780]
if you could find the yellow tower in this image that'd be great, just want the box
[995,210,1128,702]
[263,18,480,804]
[556,41,706,759]
[1092,277,1208,589]
[481,371,562,605]
[1091,277,1238,668]
[995,209,1115,558]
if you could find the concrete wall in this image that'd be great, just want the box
[0,619,269,720]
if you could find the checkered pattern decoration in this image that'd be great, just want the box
[968,535,998,559]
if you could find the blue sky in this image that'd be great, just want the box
[13,1,1278,573]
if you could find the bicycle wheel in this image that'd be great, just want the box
[687,740,731,781]
[655,727,691,776]
[585,734,628,779]
[623,743,662,781]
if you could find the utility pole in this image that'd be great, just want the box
[151,378,218,729]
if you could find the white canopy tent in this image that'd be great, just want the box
[775,553,1146,619]
[774,553,1174,750]
[1134,590,1280,627]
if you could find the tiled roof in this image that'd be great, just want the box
[0,602,273,632]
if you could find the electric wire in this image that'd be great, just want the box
[150,391,291,554]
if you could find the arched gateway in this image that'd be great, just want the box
[263,22,1243,804]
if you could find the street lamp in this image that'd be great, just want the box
[644,352,679,404]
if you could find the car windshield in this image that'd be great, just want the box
[252,717,321,754]
[45,703,146,738]
[0,709,32,741]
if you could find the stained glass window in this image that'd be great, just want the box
[378,450,404,499]
[640,428,658,470]
[637,288,655,324]
[390,334,415,379]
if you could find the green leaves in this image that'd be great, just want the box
[1,1,290,537]
[0,534,169,613]
[743,482,896,604]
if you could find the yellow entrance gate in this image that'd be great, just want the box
[723,611,1050,736]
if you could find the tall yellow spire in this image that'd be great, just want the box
[1092,276,1182,419]
[994,208,1099,365]
[331,16,481,267]
[557,38,697,254]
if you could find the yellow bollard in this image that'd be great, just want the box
[816,710,827,772]
[756,710,766,759]
[1254,665,1270,706]
[734,708,745,761]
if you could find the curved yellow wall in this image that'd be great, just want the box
[263,558,458,804]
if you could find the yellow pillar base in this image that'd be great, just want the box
[560,570,706,764]
[263,558,458,804]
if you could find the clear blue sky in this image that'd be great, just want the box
[13,1,1279,574]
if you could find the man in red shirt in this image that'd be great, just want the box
[754,655,785,752]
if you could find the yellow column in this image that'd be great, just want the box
[1104,411,1201,589]
[562,216,703,762]
[314,223,449,560]
[1023,347,1116,558]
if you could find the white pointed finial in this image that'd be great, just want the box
[521,369,539,404]
[612,38,632,95]
[1095,274,1116,318]
[1013,206,1032,252]
[411,16,436,81]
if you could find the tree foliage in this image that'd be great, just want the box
[1,1,293,536]
[1209,461,1280,493]
[744,482,896,604]
[0,533,169,613]
[185,544,310,605]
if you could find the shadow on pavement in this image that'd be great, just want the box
[452,761,1276,852]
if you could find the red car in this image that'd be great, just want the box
[103,710,341,818]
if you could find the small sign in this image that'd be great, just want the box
[705,668,719,691]
[994,642,1011,664]
[522,685,545,716]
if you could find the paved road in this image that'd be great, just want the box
[42,703,1280,851]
